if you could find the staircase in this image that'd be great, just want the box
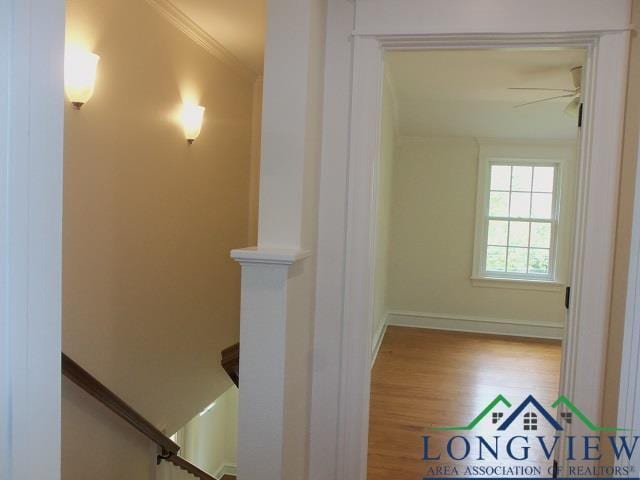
[62,347,241,480]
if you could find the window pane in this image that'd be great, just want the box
[530,223,551,248]
[528,248,550,274]
[486,246,507,272]
[533,166,555,193]
[512,166,533,192]
[481,161,558,280]
[507,247,528,273]
[510,192,530,218]
[491,165,511,190]
[509,221,530,247]
[531,193,553,219]
[488,220,508,246]
[490,192,509,217]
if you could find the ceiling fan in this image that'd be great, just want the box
[509,66,582,116]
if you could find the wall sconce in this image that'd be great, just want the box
[64,46,100,109]
[181,103,205,144]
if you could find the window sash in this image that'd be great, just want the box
[481,161,560,281]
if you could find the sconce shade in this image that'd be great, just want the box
[182,103,205,143]
[64,46,100,109]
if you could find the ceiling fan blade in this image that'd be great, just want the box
[513,93,576,108]
[509,87,577,93]
[564,97,581,117]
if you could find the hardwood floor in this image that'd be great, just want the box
[367,327,562,480]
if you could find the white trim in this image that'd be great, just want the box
[558,31,629,454]
[307,2,357,478]
[230,247,311,266]
[370,323,387,367]
[0,0,10,472]
[387,311,564,340]
[335,35,383,480]
[616,131,640,471]
[213,463,237,479]
[336,31,629,480]
[1,0,65,478]
[470,276,564,292]
[353,26,636,37]
[144,0,257,79]
[352,0,633,37]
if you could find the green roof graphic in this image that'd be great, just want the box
[431,394,629,432]
[431,394,512,431]
[552,395,628,432]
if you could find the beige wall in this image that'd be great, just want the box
[62,0,257,478]
[372,78,396,352]
[179,387,238,476]
[382,137,575,330]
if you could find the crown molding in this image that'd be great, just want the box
[145,0,257,80]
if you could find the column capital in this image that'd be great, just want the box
[230,247,311,266]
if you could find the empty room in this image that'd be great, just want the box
[368,48,585,479]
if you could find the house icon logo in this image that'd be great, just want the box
[423,394,636,476]
[496,394,562,431]
[431,394,626,432]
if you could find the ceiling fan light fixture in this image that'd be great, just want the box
[509,65,583,112]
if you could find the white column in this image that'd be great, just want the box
[231,249,310,480]
[1,1,65,479]
[231,0,327,478]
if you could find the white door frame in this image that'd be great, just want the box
[336,31,630,480]
[1,1,65,479]
[616,131,640,473]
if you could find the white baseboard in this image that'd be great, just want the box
[386,311,564,340]
[213,463,237,479]
[371,322,388,367]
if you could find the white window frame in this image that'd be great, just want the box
[472,140,576,290]
[477,158,561,281]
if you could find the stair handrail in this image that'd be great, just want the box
[220,343,239,387]
[62,353,215,480]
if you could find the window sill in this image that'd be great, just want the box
[470,276,564,292]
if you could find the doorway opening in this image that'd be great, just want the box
[367,48,585,479]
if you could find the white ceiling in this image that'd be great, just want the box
[170,0,266,74]
[385,48,586,139]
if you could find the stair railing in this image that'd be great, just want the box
[220,343,239,387]
[61,353,215,480]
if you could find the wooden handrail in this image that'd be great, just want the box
[62,353,217,480]
[166,453,216,480]
[221,343,239,387]
[62,353,180,455]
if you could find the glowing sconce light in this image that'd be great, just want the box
[181,103,205,144]
[64,46,100,110]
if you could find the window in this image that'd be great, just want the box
[473,141,574,288]
[481,162,558,280]
[523,412,538,431]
